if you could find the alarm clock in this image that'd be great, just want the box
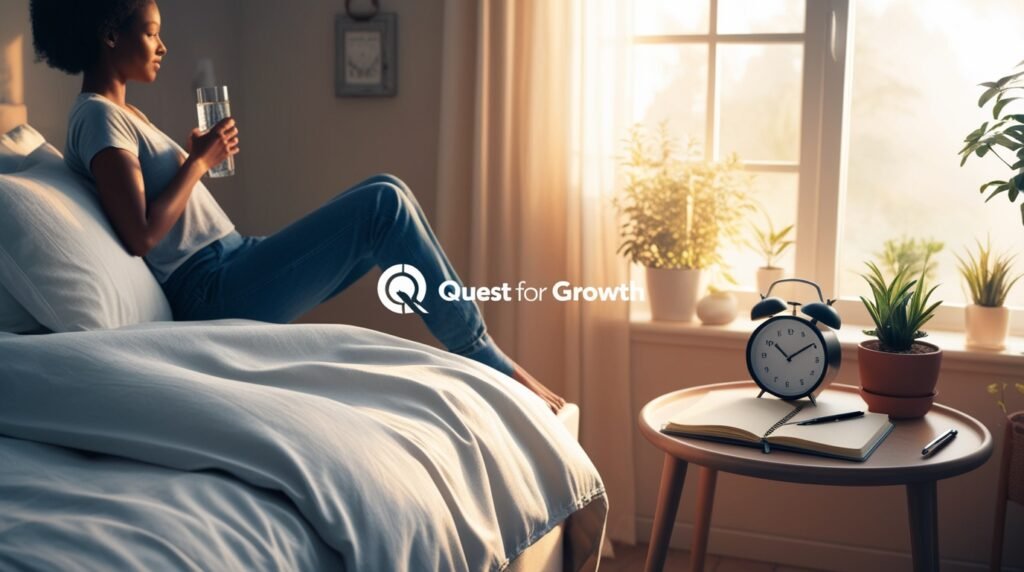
[745,278,842,403]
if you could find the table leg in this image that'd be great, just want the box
[643,455,688,572]
[905,480,939,572]
[690,467,718,572]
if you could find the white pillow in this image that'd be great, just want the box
[0,137,173,331]
[0,125,48,332]
[0,124,45,171]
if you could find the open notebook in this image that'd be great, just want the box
[661,389,894,462]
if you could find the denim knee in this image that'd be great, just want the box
[369,172,407,190]
[363,182,411,242]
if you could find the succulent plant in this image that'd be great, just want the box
[859,262,942,353]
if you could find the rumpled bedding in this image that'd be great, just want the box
[0,320,606,571]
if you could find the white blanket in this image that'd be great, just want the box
[0,320,606,571]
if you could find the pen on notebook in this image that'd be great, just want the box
[922,428,957,457]
[785,411,865,426]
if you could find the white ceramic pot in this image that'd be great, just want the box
[756,267,785,296]
[697,291,738,326]
[965,304,1010,350]
[646,267,704,322]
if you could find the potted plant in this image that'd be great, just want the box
[747,212,794,295]
[857,262,943,418]
[956,239,1021,350]
[959,60,1024,225]
[615,124,752,321]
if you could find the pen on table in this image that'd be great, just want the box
[922,428,958,457]
[785,411,865,426]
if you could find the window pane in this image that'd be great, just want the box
[717,0,805,34]
[718,44,802,162]
[633,0,709,36]
[720,172,799,292]
[632,44,709,157]
[840,0,1024,309]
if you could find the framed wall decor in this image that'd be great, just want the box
[335,13,397,97]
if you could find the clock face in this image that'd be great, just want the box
[746,315,829,398]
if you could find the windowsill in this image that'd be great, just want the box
[629,307,1024,371]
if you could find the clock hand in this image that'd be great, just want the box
[787,343,815,361]
[774,344,790,359]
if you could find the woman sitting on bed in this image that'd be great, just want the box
[29,0,564,413]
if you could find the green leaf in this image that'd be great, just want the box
[964,124,986,142]
[979,86,1000,108]
[994,134,1022,150]
[986,183,1011,202]
[979,180,1005,193]
[997,70,1024,86]
[995,97,1022,118]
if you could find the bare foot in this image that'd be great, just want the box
[511,364,566,413]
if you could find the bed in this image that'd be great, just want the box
[0,62,607,570]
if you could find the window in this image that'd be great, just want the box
[630,0,822,294]
[631,0,1024,335]
[838,0,1024,331]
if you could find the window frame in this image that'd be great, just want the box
[631,0,832,312]
[632,0,1024,337]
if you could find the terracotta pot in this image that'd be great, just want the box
[857,340,942,419]
[646,267,704,322]
[696,291,738,326]
[965,304,1010,351]
[859,387,936,420]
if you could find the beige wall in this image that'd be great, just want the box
[5,0,444,348]
[233,0,444,348]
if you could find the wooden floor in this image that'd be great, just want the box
[599,542,827,572]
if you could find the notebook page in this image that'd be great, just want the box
[664,389,801,442]
[770,397,890,456]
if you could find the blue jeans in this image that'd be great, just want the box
[161,173,516,377]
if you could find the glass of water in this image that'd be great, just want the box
[195,86,234,178]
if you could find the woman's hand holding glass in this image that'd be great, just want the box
[187,116,239,174]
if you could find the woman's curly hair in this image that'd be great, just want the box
[30,0,152,75]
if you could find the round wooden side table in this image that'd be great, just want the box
[639,381,993,572]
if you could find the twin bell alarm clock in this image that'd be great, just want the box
[745,278,842,404]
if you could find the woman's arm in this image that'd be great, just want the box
[90,117,238,257]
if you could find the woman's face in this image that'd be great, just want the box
[109,1,167,83]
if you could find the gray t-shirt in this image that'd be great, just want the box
[65,93,235,282]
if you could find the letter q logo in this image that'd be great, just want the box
[377,264,430,315]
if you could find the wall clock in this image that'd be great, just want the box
[745,278,842,403]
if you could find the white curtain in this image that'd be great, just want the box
[436,0,637,544]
